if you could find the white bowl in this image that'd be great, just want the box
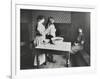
[51,37,64,45]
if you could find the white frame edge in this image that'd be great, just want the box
[11,1,97,79]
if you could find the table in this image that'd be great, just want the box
[34,42,71,68]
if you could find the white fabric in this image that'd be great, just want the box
[34,54,45,66]
[36,42,71,52]
[37,23,45,36]
[34,36,44,46]
[34,23,46,66]
[46,24,56,37]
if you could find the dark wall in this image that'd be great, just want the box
[20,10,33,69]
[20,9,32,42]
[55,23,73,42]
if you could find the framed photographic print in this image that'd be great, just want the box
[11,1,96,79]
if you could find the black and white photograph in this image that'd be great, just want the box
[20,8,90,69]
[1,0,99,78]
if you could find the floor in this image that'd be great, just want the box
[40,55,69,69]
[20,43,90,69]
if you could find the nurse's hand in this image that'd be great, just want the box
[43,39,50,44]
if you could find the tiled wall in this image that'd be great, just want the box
[32,10,71,23]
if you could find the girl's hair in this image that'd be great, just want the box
[46,16,54,28]
[37,15,45,22]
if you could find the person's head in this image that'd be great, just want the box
[46,16,55,28]
[37,15,45,23]
[47,16,55,24]
[49,17,55,23]
[78,28,83,33]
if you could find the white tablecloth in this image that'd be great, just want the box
[36,42,71,52]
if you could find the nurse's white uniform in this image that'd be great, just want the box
[34,23,46,66]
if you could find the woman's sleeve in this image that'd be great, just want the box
[37,25,45,35]
[50,25,56,37]
[52,25,56,32]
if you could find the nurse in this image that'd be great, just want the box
[34,15,46,66]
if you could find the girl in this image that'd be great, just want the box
[46,17,56,43]
[45,17,56,63]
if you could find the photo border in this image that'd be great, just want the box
[11,3,96,79]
